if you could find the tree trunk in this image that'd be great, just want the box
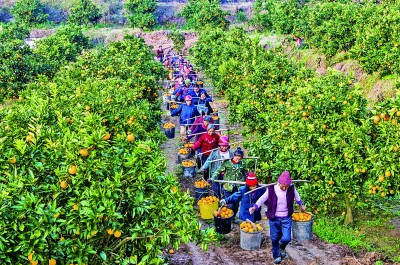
[344,193,354,226]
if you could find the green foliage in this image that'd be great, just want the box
[125,0,157,29]
[0,35,215,264]
[68,0,102,25]
[313,216,371,250]
[235,9,247,23]
[34,25,91,64]
[351,2,400,75]
[0,38,56,101]
[0,22,29,41]
[10,0,48,26]
[181,0,229,31]
[167,31,185,53]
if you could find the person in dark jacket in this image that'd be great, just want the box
[187,115,211,142]
[187,84,209,105]
[249,171,306,264]
[220,173,266,222]
[170,95,200,139]
[196,92,213,115]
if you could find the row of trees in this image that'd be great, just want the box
[252,0,400,76]
[191,27,400,226]
[4,0,232,29]
[5,0,159,28]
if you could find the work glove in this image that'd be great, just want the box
[249,206,256,215]
[196,168,204,174]
[219,199,226,206]
[187,129,192,135]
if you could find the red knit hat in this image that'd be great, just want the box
[246,172,258,186]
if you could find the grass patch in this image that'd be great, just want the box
[314,195,400,262]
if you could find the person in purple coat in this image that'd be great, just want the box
[187,115,211,142]
[249,171,306,264]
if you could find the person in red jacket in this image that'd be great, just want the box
[190,124,220,179]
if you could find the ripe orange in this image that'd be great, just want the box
[49,258,57,265]
[30,260,38,265]
[60,180,68,189]
[114,230,122,238]
[102,133,111,140]
[107,228,114,235]
[127,134,135,142]
[26,134,34,143]
[85,105,90,111]
[8,157,16,164]
[68,165,77,175]
[385,171,391,177]
[79,148,89,157]
[169,249,175,254]
[73,204,78,211]
[28,252,34,261]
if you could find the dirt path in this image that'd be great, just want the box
[159,76,357,265]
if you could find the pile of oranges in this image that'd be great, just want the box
[212,115,219,121]
[170,103,178,109]
[182,160,195,167]
[194,179,208,188]
[240,221,263,233]
[178,147,189,155]
[163,122,175,129]
[198,196,218,205]
[292,212,312,221]
[184,142,194,148]
[213,206,233,219]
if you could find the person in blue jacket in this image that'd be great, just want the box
[170,95,200,139]
[187,84,210,105]
[219,172,266,223]
[196,92,213,116]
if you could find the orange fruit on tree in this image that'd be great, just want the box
[68,165,77,175]
[79,148,89,157]
[8,157,16,164]
[102,133,111,140]
[60,180,68,189]
[26,134,34,143]
[49,258,56,265]
[107,228,114,235]
[114,230,122,238]
[127,134,135,142]
[385,171,391,177]
[30,260,38,265]
[28,252,34,261]
[169,249,175,254]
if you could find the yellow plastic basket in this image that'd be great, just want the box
[198,201,218,220]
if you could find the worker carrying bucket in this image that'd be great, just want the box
[249,171,307,264]
[219,172,266,223]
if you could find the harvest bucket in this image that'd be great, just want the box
[292,212,314,241]
[164,127,175,139]
[199,201,218,219]
[214,216,232,234]
[163,93,171,104]
[182,159,196,178]
[212,115,219,124]
[194,187,208,202]
[240,229,262,250]
[177,148,191,163]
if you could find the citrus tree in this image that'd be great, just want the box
[124,0,157,29]
[34,25,91,64]
[0,35,215,264]
[181,0,229,31]
[68,0,102,25]
[10,0,48,25]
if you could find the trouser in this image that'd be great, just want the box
[269,217,292,259]
[223,186,239,218]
